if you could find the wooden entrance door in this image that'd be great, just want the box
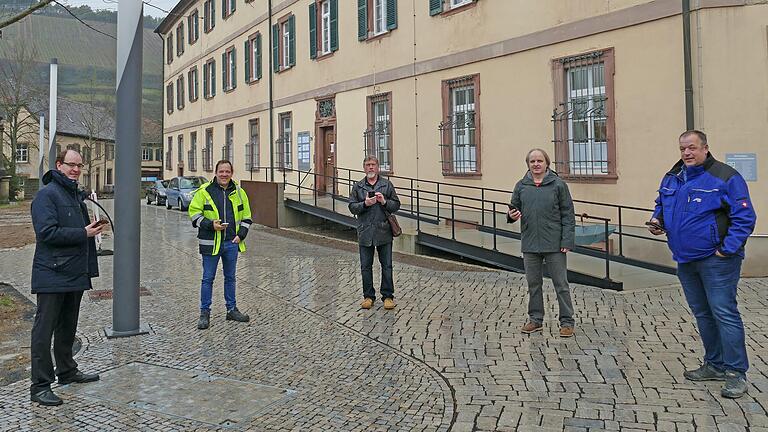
[323,128,336,194]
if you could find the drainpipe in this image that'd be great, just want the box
[682,0,695,130]
[268,0,275,182]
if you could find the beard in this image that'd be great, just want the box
[366,172,376,179]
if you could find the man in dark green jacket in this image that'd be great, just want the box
[508,149,576,337]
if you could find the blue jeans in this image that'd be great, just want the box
[677,254,748,374]
[359,242,394,300]
[200,241,239,312]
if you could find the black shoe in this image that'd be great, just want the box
[683,363,726,382]
[226,308,249,322]
[198,310,210,330]
[31,389,63,406]
[58,371,100,385]
[721,371,748,399]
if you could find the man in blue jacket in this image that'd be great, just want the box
[649,130,756,399]
[30,149,104,406]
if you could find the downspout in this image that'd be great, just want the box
[268,0,274,182]
[682,0,695,130]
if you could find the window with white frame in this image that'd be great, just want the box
[176,22,184,56]
[15,142,28,162]
[278,113,292,169]
[188,67,199,102]
[373,0,387,35]
[223,123,233,162]
[176,75,185,110]
[282,21,291,69]
[450,85,476,173]
[189,131,197,171]
[203,0,215,32]
[222,0,235,19]
[297,132,311,171]
[203,58,216,98]
[222,47,236,91]
[246,119,259,171]
[142,147,152,161]
[155,148,163,162]
[320,1,331,54]
[204,128,214,171]
[451,0,472,9]
[245,33,262,82]
[177,134,184,163]
[166,83,174,114]
[372,99,391,172]
[188,9,199,44]
[566,60,608,175]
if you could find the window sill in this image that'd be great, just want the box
[559,174,618,184]
[223,86,236,94]
[276,65,294,74]
[442,172,482,178]
[315,50,335,61]
[365,30,391,43]
[437,1,477,17]
[203,95,215,100]
[190,97,199,103]
[247,78,261,86]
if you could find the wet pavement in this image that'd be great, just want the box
[0,201,767,431]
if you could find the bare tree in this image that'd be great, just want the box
[0,42,42,199]
[76,74,114,193]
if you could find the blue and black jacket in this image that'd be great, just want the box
[653,153,756,263]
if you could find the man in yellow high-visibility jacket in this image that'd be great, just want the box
[188,160,253,330]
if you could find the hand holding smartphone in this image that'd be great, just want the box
[93,219,109,228]
[645,220,665,233]
[367,191,375,198]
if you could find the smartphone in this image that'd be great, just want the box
[644,221,664,231]
[507,204,517,211]
[367,191,376,198]
[220,222,230,227]
[93,219,109,227]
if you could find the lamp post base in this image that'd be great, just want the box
[104,322,151,339]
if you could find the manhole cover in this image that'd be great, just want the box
[88,287,151,301]
[59,362,293,427]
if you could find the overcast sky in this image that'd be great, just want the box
[64,0,178,18]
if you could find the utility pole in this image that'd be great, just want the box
[106,0,149,338]
[48,59,57,171]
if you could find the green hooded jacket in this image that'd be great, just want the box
[508,169,575,253]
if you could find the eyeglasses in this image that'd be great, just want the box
[61,162,85,169]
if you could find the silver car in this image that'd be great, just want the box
[165,176,207,211]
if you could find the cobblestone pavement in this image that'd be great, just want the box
[1,202,767,431]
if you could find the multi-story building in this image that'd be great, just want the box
[156,0,768,273]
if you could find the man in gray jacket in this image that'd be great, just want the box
[349,156,401,310]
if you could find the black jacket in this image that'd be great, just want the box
[508,170,576,253]
[348,176,400,246]
[31,170,99,294]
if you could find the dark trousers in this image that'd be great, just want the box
[359,242,394,300]
[30,291,83,394]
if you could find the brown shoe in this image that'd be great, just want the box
[521,322,543,334]
[559,327,575,338]
[383,298,395,310]
[360,298,374,309]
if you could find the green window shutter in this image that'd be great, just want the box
[308,2,317,59]
[232,48,236,89]
[231,0,235,13]
[357,0,367,41]
[203,64,208,97]
[256,33,262,80]
[272,24,280,72]
[211,0,215,27]
[288,15,296,67]
[222,52,227,90]
[429,0,442,16]
[211,61,216,96]
[330,0,338,52]
[244,39,251,82]
[387,0,397,30]
[221,0,226,18]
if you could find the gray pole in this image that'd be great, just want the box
[682,0,695,130]
[38,113,44,190]
[106,0,149,338]
[268,0,274,182]
[48,59,57,171]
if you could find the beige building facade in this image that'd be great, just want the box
[157,0,768,274]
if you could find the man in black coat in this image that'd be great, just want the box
[349,156,400,310]
[30,149,104,406]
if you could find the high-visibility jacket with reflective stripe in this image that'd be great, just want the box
[188,180,253,255]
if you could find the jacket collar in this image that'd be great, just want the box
[206,178,237,195]
[667,152,716,179]
[42,170,79,193]
[358,175,384,188]
[520,169,558,186]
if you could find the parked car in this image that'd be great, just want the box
[165,176,208,211]
[145,180,169,206]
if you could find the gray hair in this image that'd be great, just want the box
[363,155,379,165]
